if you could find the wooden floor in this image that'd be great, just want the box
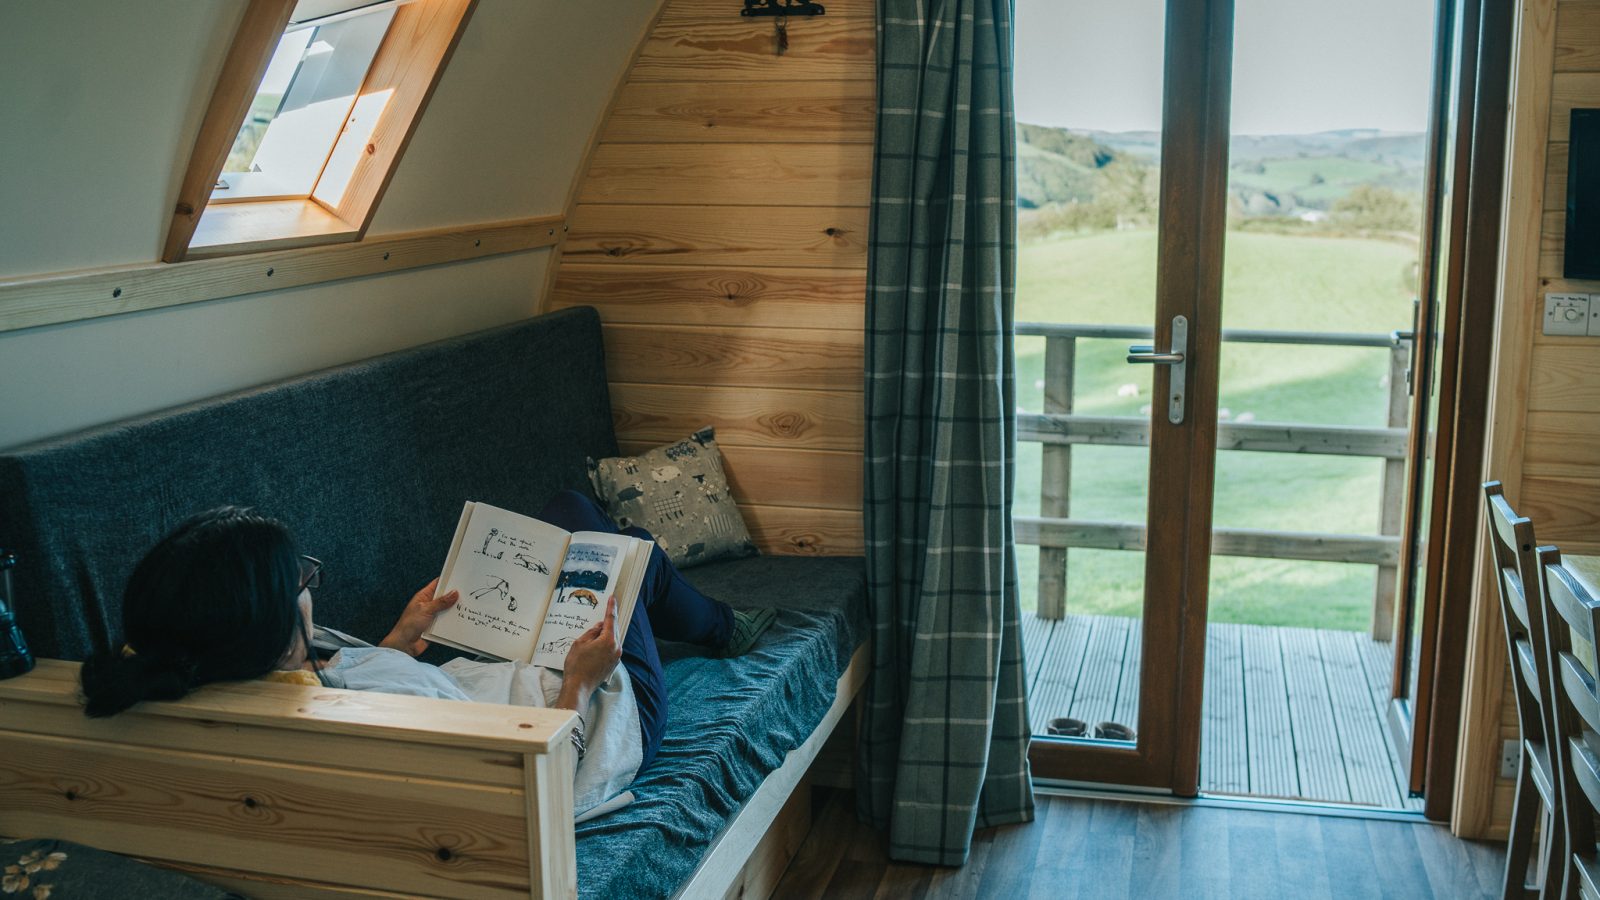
[1024,614,1421,809]
[771,788,1504,899]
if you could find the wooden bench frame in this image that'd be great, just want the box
[0,644,868,899]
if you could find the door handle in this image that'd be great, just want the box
[1126,315,1188,424]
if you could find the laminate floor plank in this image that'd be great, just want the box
[773,789,1506,899]
[1363,817,1439,898]
[1311,815,1386,897]
[1271,807,1333,900]
[1022,784,1092,900]
[1127,802,1186,899]
[1224,810,1285,900]
[1177,806,1236,898]
[967,784,1049,900]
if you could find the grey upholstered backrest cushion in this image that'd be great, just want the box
[0,307,619,660]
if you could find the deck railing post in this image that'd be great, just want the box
[1037,335,1075,620]
[1371,336,1411,641]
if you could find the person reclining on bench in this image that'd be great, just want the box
[78,490,777,819]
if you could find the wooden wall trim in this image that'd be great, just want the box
[0,216,563,334]
[317,0,480,235]
[1455,0,1556,840]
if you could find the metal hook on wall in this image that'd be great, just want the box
[740,0,826,56]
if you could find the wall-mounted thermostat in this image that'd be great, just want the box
[1545,292,1592,337]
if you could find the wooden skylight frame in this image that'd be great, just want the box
[163,0,477,262]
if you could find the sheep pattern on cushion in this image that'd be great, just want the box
[588,427,758,569]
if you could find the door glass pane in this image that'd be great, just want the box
[1406,1,1469,709]
[1014,0,1164,745]
[1206,0,1435,806]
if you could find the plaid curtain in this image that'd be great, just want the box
[857,0,1034,866]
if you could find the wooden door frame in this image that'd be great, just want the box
[1027,0,1233,793]
[1388,0,1515,823]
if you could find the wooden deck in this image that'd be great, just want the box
[1024,613,1423,810]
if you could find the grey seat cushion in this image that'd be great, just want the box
[575,555,867,900]
[0,308,619,660]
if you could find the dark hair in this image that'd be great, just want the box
[80,506,317,717]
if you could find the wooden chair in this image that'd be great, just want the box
[1540,546,1600,900]
[1485,481,1566,898]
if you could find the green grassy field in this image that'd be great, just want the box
[1227,157,1416,207]
[1014,228,1416,630]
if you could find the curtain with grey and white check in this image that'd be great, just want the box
[857,0,1034,866]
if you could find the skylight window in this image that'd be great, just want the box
[164,0,475,261]
[213,1,399,204]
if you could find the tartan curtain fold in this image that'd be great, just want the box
[857,0,1034,866]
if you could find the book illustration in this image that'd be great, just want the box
[538,635,576,657]
[512,552,550,575]
[556,567,611,605]
[471,575,519,613]
[477,526,539,560]
[476,528,504,559]
[562,588,601,609]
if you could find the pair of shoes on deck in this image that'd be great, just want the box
[719,607,777,657]
[1046,717,1137,741]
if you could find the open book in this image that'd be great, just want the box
[422,501,649,669]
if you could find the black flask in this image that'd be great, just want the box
[0,551,34,678]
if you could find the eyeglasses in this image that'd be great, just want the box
[297,555,323,592]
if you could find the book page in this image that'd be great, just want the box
[532,533,637,669]
[424,502,570,662]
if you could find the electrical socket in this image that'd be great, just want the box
[1545,292,1591,336]
[1500,739,1520,779]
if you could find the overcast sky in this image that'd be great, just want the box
[1014,0,1439,135]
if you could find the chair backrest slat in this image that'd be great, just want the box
[1484,482,1556,753]
[1540,545,1600,895]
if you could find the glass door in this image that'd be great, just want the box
[1204,0,1439,807]
[1018,0,1232,791]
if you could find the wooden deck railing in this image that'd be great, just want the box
[1016,322,1413,640]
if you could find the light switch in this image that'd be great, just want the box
[1545,292,1591,336]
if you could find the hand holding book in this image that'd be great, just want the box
[378,578,461,657]
[556,595,623,706]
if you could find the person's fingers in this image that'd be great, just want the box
[602,596,616,633]
[435,590,460,609]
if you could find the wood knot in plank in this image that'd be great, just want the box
[761,411,808,438]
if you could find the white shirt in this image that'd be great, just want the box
[317,643,642,819]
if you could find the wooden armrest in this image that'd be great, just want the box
[0,658,579,898]
[5,658,577,752]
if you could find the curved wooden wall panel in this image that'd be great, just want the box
[550,0,873,556]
